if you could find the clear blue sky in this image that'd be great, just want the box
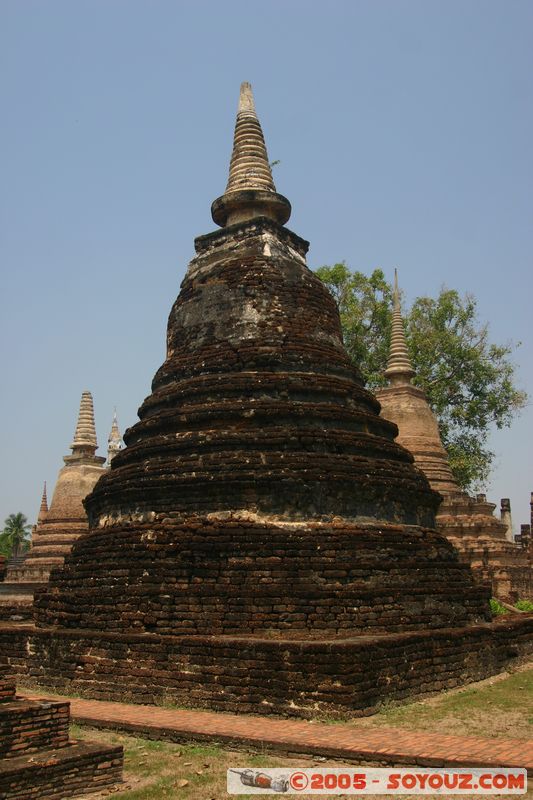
[1,0,531,530]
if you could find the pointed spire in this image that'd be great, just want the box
[70,390,98,454]
[109,408,120,439]
[384,270,416,386]
[224,82,277,195]
[38,482,48,523]
[107,408,123,467]
[211,82,291,228]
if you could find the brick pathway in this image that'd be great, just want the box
[23,691,533,775]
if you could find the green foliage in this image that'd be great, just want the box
[316,263,393,387]
[315,262,527,491]
[406,289,526,489]
[489,598,508,616]
[515,599,533,612]
[0,512,31,559]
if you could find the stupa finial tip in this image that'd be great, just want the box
[238,82,256,115]
[393,269,400,310]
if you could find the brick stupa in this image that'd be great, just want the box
[6,391,106,585]
[0,393,106,622]
[376,275,533,602]
[3,84,532,717]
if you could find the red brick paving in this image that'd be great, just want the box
[22,691,533,775]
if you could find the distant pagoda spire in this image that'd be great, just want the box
[377,270,460,496]
[62,390,105,472]
[384,270,416,386]
[37,482,48,523]
[70,390,98,455]
[107,409,123,467]
[211,81,291,228]
[11,394,105,583]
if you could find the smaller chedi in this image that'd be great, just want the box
[376,273,532,602]
[106,409,123,467]
[0,392,121,621]
[3,391,118,585]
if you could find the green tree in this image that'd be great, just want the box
[0,513,31,559]
[315,262,527,491]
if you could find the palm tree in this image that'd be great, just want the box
[1,513,31,559]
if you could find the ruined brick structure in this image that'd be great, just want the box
[376,275,532,602]
[518,524,530,547]
[514,494,533,574]
[436,494,533,601]
[1,83,531,717]
[0,677,122,798]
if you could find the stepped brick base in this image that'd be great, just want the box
[1,618,532,719]
[33,519,492,637]
[0,678,123,799]
[0,698,69,759]
[0,741,123,800]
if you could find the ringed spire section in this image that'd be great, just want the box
[70,390,98,456]
[384,269,416,386]
[211,82,291,227]
[37,482,48,523]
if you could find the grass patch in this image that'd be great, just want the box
[490,598,508,616]
[70,726,326,800]
[516,599,533,612]
[356,666,533,739]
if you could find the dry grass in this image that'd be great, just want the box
[70,724,533,800]
[354,664,533,739]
